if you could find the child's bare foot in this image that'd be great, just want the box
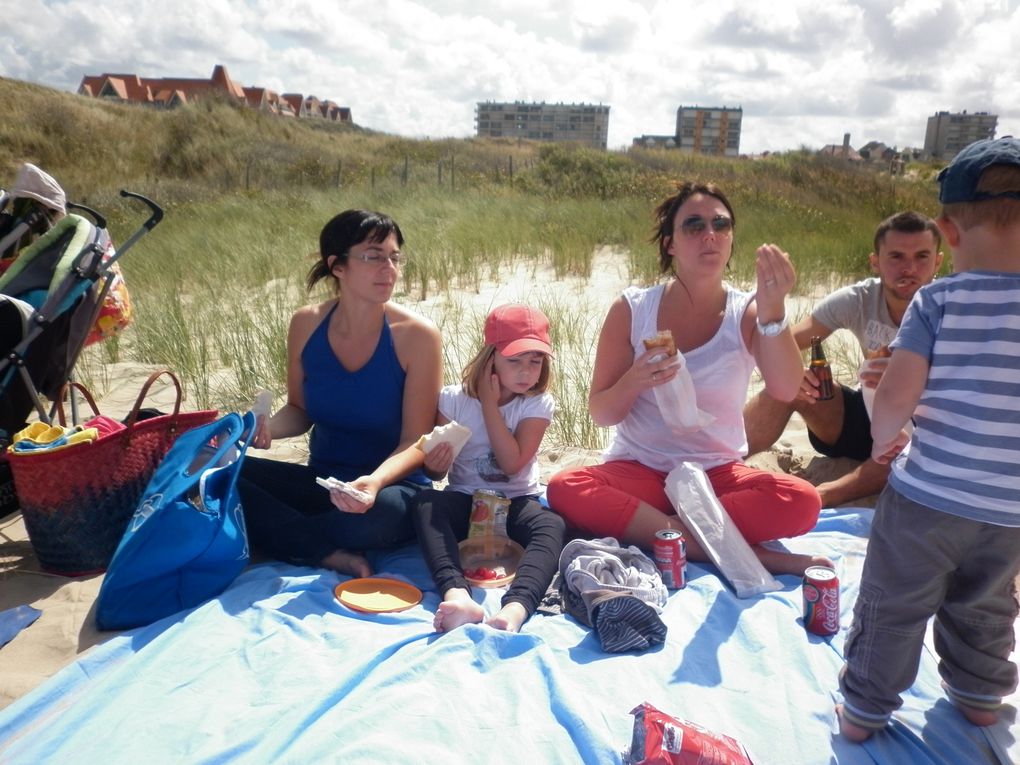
[942,684,1000,726]
[753,547,835,576]
[320,549,372,577]
[835,705,874,742]
[486,602,528,633]
[435,588,485,632]
[955,704,999,727]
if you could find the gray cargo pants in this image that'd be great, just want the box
[839,484,1020,730]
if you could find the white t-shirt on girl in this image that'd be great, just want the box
[438,384,555,498]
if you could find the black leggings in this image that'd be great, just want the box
[412,490,565,615]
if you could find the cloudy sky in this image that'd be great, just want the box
[4,0,1018,154]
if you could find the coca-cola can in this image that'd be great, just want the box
[803,566,840,636]
[653,529,687,589]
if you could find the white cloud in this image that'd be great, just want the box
[1,0,1017,153]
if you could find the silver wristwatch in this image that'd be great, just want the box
[756,315,789,336]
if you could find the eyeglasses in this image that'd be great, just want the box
[679,215,733,237]
[349,250,406,267]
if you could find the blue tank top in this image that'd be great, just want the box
[302,303,429,484]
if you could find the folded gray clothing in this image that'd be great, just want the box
[559,537,668,625]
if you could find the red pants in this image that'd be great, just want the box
[546,460,821,544]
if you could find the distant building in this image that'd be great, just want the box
[819,132,864,162]
[475,102,610,149]
[819,144,864,162]
[632,134,677,149]
[77,64,351,123]
[675,106,742,156]
[923,110,997,159]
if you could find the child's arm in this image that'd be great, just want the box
[870,347,928,463]
[484,414,550,477]
[477,358,551,475]
[421,413,454,481]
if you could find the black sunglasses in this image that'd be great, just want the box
[679,215,733,237]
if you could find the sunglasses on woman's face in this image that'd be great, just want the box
[679,215,733,237]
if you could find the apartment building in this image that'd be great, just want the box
[923,110,997,159]
[675,106,742,156]
[475,102,610,149]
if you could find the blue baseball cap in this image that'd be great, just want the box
[937,136,1020,203]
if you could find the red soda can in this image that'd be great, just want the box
[652,529,687,590]
[803,566,840,636]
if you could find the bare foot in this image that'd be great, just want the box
[320,549,372,577]
[753,546,835,576]
[836,705,874,742]
[942,684,1000,726]
[434,589,485,632]
[486,602,529,633]
[955,704,999,727]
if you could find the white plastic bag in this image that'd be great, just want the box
[651,350,714,434]
[664,461,782,598]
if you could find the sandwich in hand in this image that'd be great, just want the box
[414,421,472,458]
[642,329,677,357]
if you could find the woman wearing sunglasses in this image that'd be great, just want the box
[238,209,442,577]
[547,182,827,575]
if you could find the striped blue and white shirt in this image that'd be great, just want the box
[889,271,1020,526]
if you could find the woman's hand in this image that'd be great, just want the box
[329,477,379,513]
[251,414,273,450]
[754,243,795,320]
[859,357,890,390]
[626,347,681,391]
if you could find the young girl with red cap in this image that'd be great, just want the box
[412,304,564,634]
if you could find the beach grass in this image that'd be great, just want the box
[3,77,950,450]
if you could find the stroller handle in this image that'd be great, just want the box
[66,202,107,230]
[119,190,163,230]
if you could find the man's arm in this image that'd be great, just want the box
[791,314,834,351]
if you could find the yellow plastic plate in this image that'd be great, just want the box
[334,577,423,613]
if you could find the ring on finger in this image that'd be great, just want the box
[652,371,658,380]
[765,279,776,286]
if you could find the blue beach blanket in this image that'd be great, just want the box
[0,508,1014,764]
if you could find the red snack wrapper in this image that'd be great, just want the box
[627,702,755,765]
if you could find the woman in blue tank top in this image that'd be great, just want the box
[237,210,442,577]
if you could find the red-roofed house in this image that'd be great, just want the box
[78,64,351,123]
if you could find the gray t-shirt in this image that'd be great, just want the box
[811,277,897,355]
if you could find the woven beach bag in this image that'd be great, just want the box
[7,370,217,576]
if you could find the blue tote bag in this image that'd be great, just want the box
[96,411,256,630]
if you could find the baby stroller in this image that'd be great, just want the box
[0,186,163,516]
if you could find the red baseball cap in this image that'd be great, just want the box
[484,304,554,357]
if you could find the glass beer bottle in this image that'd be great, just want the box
[809,336,835,401]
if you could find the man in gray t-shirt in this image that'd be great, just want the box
[743,211,944,506]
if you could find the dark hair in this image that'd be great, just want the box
[306,209,405,292]
[651,182,736,274]
[872,210,941,254]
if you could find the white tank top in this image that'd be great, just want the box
[602,283,756,473]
